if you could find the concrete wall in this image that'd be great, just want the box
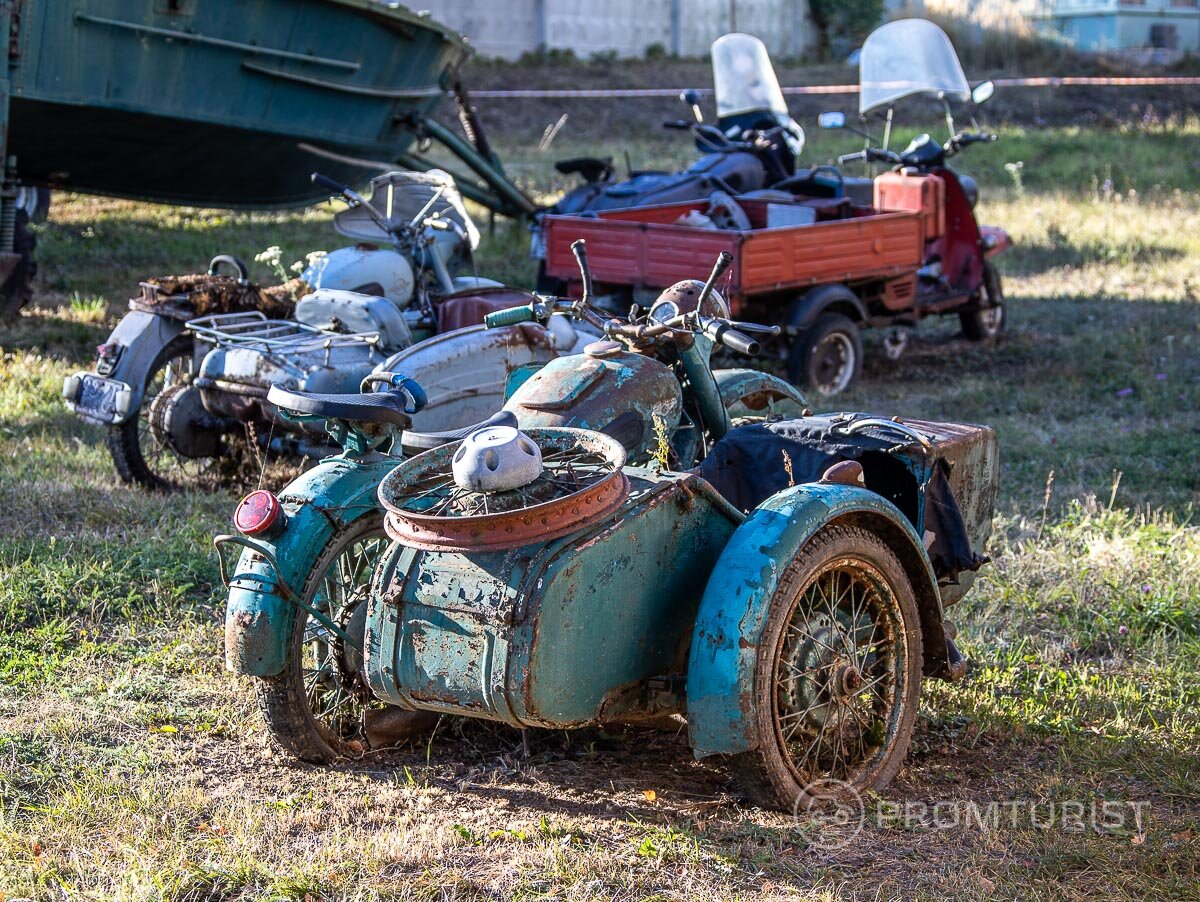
[418,0,815,60]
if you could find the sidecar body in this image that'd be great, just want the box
[358,413,997,748]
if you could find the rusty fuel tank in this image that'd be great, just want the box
[502,342,683,463]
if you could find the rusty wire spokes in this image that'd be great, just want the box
[393,443,615,517]
[379,427,629,552]
[300,528,388,744]
[773,559,904,785]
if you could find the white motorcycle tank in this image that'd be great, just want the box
[302,246,415,310]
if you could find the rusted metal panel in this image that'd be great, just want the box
[903,418,999,607]
[366,471,744,727]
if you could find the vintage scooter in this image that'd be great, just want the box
[63,170,521,489]
[818,18,1011,346]
[220,246,999,811]
[532,33,832,281]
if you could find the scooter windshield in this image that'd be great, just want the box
[712,33,789,119]
[333,169,480,250]
[859,19,970,115]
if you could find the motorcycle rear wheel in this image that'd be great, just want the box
[960,262,1005,341]
[105,335,221,490]
[730,525,921,812]
[256,518,437,763]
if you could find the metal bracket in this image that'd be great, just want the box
[214,533,359,648]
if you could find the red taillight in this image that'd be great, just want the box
[96,342,119,359]
[233,490,283,536]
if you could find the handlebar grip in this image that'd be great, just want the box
[837,151,867,164]
[721,328,759,356]
[703,319,760,356]
[484,305,537,328]
[311,172,348,195]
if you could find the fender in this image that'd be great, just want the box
[785,284,868,335]
[685,482,948,758]
[72,311,186,424]
[303,245,415,309]
[980,225,1012,260]
[221,453,399,676]
[714,368,807,419]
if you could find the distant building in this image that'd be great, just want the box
[1029,0,1200,51]
[415,0,815,60]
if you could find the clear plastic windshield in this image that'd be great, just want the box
[332,169,479,249]
[712,33,789,119]
[859,19,970,115]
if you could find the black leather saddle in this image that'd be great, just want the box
[267,385,414,428]
[554,156,614,184]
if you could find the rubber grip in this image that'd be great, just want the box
[720,328,759,356]
[311,172,347,194]
[484,305,536,328]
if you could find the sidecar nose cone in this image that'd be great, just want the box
[452,425,543,493]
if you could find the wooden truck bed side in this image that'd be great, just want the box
[543,199,925,305]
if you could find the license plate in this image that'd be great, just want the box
[68,373,132,424]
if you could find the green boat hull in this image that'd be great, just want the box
[9,0,468,208]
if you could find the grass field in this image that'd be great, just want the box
[1,116,1198,900]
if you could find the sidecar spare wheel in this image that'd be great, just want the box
[105,336,222,490]
[256,518,435,762]
[731,525,922,811]
[379,426,628,552]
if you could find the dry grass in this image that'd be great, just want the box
[1,122,1199,899]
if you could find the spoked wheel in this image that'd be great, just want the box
[105,336,223,489]
[380,427,628,552]
[789,313,863,397]
[960,262,1006,341]
[732,525,922,811]
[257,519,435,762]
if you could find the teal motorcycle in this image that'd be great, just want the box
[219,245,998,810]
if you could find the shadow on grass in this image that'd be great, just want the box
[1006,232,1186,277]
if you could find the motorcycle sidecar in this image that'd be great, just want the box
[253,412,997,810]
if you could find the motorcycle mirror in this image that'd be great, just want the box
[971,80,995,106]
[680,89,704,123]
[817,111,846,130]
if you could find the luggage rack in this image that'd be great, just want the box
[186,311,381,355]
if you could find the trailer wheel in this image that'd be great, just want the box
[730,525,922,812]
[960,263,1005,341]
[788,313,862,396]
[256,518,437,762]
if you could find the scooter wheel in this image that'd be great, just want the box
[960,262,1005,341]
[256,518,437,763]
[729,524,922,813]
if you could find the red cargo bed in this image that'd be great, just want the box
[543,198,924,311]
